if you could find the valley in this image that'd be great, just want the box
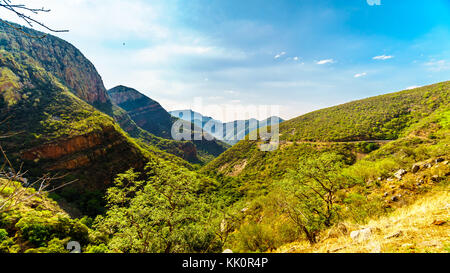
[0,19,448,254]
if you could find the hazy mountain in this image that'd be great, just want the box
[169,109,284,145]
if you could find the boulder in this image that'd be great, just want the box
[350,228,372,242]
[411,164,420,173]
[391,195,401,202]
[435,158,445,164]
[431,175,440,182]
[394,169,407,180]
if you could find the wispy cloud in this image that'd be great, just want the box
[316,59,335,65]
[354,72,367,78]
[373,55,394,60]
[274,52,286,59]
[424,60,450,72]
[405,85,420,90]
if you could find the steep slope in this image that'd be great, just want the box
[203,83,449,194]
[108,86,230,164]
[108,86,174,138]
[0,21,112,114]
[0,49,151,215]
[170,109,284,145]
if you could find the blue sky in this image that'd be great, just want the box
[2,0,450,120]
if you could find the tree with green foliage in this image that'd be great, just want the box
[95,158,222,253]
[275,152,351,244]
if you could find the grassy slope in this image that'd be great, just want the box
[276,187,449,253]
[203,83,449,194]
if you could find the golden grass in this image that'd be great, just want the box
[277,187,449,253]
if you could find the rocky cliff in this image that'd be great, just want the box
[108,85,174,138]
[0,21,112,112]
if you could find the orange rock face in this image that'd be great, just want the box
[21,133,103,161]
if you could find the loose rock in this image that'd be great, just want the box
[394,169,407,180]
[350,228,372,242]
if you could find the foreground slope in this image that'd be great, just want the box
[277,187,449,253]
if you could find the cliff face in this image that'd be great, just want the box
[108,86,174,138]
[0,21,111,112]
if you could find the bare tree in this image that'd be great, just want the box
[0,0,68,38]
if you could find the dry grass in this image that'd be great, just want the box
[277,187,450,253]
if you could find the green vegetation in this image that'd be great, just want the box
[95,159,225,253]
[280,83,449,142]
[0,21,448,253]
[0,179,104,253]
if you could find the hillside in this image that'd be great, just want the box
[170,109,284,145]
[108,86,230,164]
[203,83,449,194]
[0,22,212,216]
[0,48,151,215]
[108,86,175,138]
[276,187,449,253]
[200,83,449,252]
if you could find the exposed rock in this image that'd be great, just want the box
[394,169,407,180]
[435,158,445,164]
[384,231,403,239]
[391,195,401,202]
[411,164,421,173]
[430,175,440,182]
[350,228,372,242]
[432,220,447,226]
[383,192,389,197]
[327,223,349,239]
[222,249,233,253]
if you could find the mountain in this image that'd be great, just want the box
[169,109,284,145]
[108,86,230,163]
[108,86,174,138]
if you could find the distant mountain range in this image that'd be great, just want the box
[169,110,284,145]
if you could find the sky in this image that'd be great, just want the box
[1,0,450,121]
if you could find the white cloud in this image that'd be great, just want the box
[405,85,420,90]
[373,55,394,60]
[354,72,367,78]
[293,56,299,61]
[424,60,450,72]
[274,52,286,59]
[316,59,335,65]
